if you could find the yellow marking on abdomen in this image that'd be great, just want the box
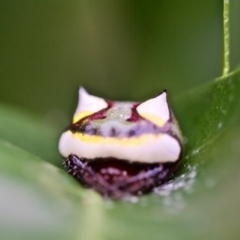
[71,132,162,146]
[73,111,93,123]
[140,113,165,127]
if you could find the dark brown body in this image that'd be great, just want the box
[65,154,180,199]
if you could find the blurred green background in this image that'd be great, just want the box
[1,0,239,119]
[1,1,240,240]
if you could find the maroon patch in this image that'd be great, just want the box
[65,154,178,199]
[126,103,144,122]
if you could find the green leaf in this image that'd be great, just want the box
[0,104,61,167]
[0,139,81,240]
[0,67,240,240]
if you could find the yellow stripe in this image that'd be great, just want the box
[73,111,93,123]
[140,113,165,127]
[71,132,162,146]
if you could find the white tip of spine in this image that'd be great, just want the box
[136,90,170,125]
[74,86,108,118]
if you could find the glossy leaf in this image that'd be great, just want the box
[0,68,240,240]
[0,104,61,166]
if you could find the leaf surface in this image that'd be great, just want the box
[0,68,240,240]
